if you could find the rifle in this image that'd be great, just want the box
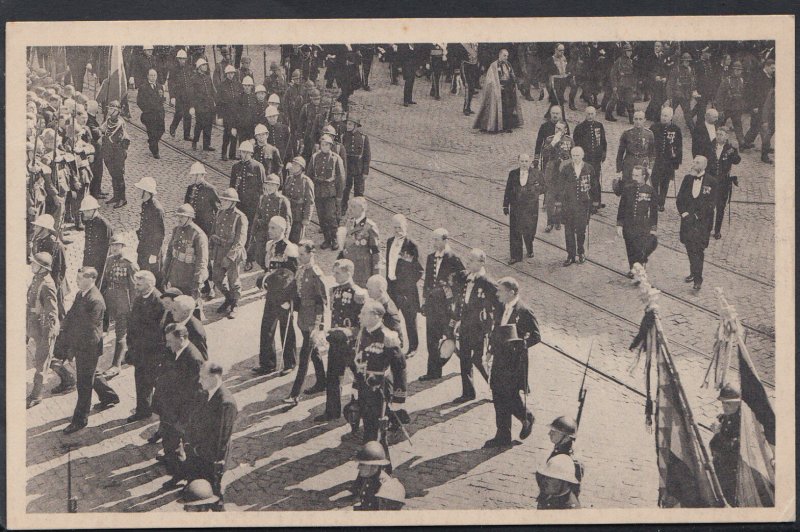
[576,339,593,428]
[67,445,77,512]
[263,50,267,87]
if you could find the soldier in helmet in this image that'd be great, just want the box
[209,188,248,318]
[283,156,315,243]
[338,197,380,284]
[266,92,288,127]
[181,479,221,512]
[31,213,67,318]
[536,453,581,509]
[666,51,699,130]
[714,61,747,145]
[253,123,283,176]
[341,114,371,216]
[189,57,217,152]
[247,173,292,270]
[321,124,348,172]
[168,48,194,141]
[253,84,269,127]
[237,76,258,142]
[79,195,113,286]
[99,100,131,208]
[217,64,243,161]
[264,61,287,97]
[548,415,578,459]
[184,162,220,297]
[265,104,293,163]
[99,235,138,379]
[607,43,636,123]
[309,134,346,249]
[709,383,742,506]
[229,140,265,246]
[351,441,405,511]
[26,252,59,408]
[134,176,165,285]
[163,204,210,299]
[299,88,325,161]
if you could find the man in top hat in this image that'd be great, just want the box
[99,100,131,208]
[79,195,114,285]
[31,213,68,318]
[265,105,294,163]
[338,197,380,284]
[649,106,683,211]
[209,188,248,318]
[341,113,371,216]
[709,383,742,506]
[189,57,217,152]
[253,123,283,177]
[282,156,315,243]
[247,173,292,270]
[309,134,346,249]
[137,68,166,159]
[666,52,699,130]
[714,61,747,146]
[217,64,243,161]
[168,49,194,141]
[134,176,166,284]
[616,165,658,277]
[676,155,716,291]
[163,204,210,299]
[99,235,139,379]
[229,140,265,244]
[26,252,59,408]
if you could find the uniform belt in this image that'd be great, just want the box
[173,250,195,263]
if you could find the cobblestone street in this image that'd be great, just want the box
[25,45,776,513]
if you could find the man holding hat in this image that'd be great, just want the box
[253,123,283,176]
[709,383,742,506]
[209,188,248,318]
[189,57,217,152]
[80,195,114,285]
[163,204,210,299]
[237,76,258,142]
[137,68,166,159]
[31,213,68,318]
[676,155,716,291]
[247,173,292,269]
[26,252,59,408]
[99,100,131,208]
[341,114,371,216]
[217,64,243,161]
[99,235,139,379]
[666,52,698,130]
[309,134,346,249]
[265,104,294,163]
[283,156,315,243]
[229,139,265,244]
[134,176,165,284]
[168,49,194,141]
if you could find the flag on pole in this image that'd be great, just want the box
[97,46,127,107]
[47,46,70,84]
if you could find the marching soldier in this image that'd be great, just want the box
[420,228,464,381]
[168,49,194,141]
[556,147,594,266]
[285,240,328,405]
[209,188,248,318]
[536,454,582,509]
[238,76,258,142]
[253,84,269,127]
[184,162,219,297]
[299,88,325,161]
[79,195,113,284]
[666,52,698,130]
[709,383,741,506]
[504,153,544,264]
[266,93,288,127]
[616,166,658,277]
[321,124,348,172]
[31,214,67,318]
[265,105,294,164]
[714,61,747,145]
[189,57,216,152]
[163,204,210,299]
[217,65,242,161]
[254,216,298,375]
[264,62,287,96]
[309,134,346,249]
[572,107,607,213]
[607,43,636,122]
[615,110,656,188]
[317,259,365,422]
[134,176,165,285]
[708,126,741,240]
[247,173,291,270]
[100,100,131,208]
[649,107,683,211]
[676,155,716,291]
[229,140,266,245]
[338,197,380,285]
[341,113,371,216]
[253,123,284,176]
[26,252,59,408]
[283,156,315,243]
[99,235,139,379]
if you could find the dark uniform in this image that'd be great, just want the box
[86,113,105,197]
[537,489,581,510]
[299,101,325,160]
[341,126,371,216]
[325,280,364,418]
[289,261,328,397]
[609,52,636,120]
[163,222,209,298]
[136,79,166,158]
[504,167,544,262]
[308,150,346,246]
[266,121,294,164]
[541,133,574,228]
[82,213,113,285]
[209,205,248,310]
[184,180,220,237]
[248,192,292,267]
[649,121,683,209]
[422,248,464,378]
[100,117,130,203]
[282,170,315,243]
[27,269,59,402]
[217,77,243,160]
[258,238,298,372]
[676,172,716,287]
[666,62,696,129]
[253,141,283,177]
[709,409,741,506]
[339,216,380,287]
[708,140,741,237]
[556,162,594,261]
[190,70,216,150]
[168,61,194,140]
[127,287,165,418]
[102,251,138,362]
[136,197,166,284]
[616,181,658,269]
[644,49,673,122]
[283,83,305,147]
[237,91,260,142]
[714,73,747,145]
[229,158,266,243]
[385,236,423,354]
[616,126,656,184]
[132,51,159,87]
[572,119,607,211]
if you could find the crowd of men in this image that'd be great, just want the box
[24,40,770,510]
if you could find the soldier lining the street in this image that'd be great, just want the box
[616,165,658,278]
[26,252,59,408]
[168,49,193,141]
[209,188,248,319]
[134,176,165,287]
[709,383,742,507]
[189,57,217,152]
[536,453,582,509]
[99,100,130,208]
[283,156,315,243]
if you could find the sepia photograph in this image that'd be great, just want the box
[5,14,795,528]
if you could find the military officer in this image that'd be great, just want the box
[265,106,294,164]
[317,259,365,422]
[616,166,658,277]
[283,156,315,243]
[285,240,328,404]
[189,57,216,152]
[100,235,139,378]
[31,213,67,318]
[299,88,325,160]
[264,62,287,97]
[26,252,59,408]
[556,147,594,266]
[341,114,371,216]
[253,123,283,177]
[247,173,292,270]
[338,197,380,285]
[79,195,113,285]
[134,176,165,285]
[666,52,698,130]
[714,61,747,146]
[607,42,636,123]
[254,216,298,375]
[217,64,242,161]
[309,134,346,249]
[540,119,573,233]
[709,383,742,506]
[572,107,607,213]
[321,124,348,174]
[229,140,266,245]
[209,188,248,318]
[676,155,716,290]
[649,107,683,211]
[163,204,210,299]
[184,162,220,297]
[99,100,131,208]
[615,111,656,187]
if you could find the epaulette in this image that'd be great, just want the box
[382,328,401,348]
[285,242,299,258]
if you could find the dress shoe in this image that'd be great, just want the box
[101,366,121,380]
[252,366,272,375]
[527,251,534,258]
[452,395,474,404]
[433,95,441,101]
[483,437,512,449]
[217,300,230,314]
[63,422,86,435]
[659,205,665,212]
[147,431,162,444]
[463,110,471,116]
[713,232,722,240]
[320,240,331,250]
[162,477,185,490]
[203,146,215,152]
[577,254,586,264]
[26,396,42,409]
[364,86,371,91]
[508,259,520,265]
[740,142,754,150]
[761,153,771,164]
[74,225,84,232]
[403,103,409,107]
[519,411,535,440]
[114,199,128,208]
[153,153,160,159]
[563,257,575,267]
[304,383,326,395]
[279,368,293,376]
[94,398,120,411]
[51,383,76,395]
[106,196,119,204]
[684,275,694,283]
[192,142,198,150]
[418,374,440,382]
[282,396,299,406]
[97,192,109,198]
[127,412,152,423]
[314,414,337,423]
[693,282,702,290]
[544,224,553,233]
[599,203,606,208]
[626,271,635,279]
[409,101,417,105]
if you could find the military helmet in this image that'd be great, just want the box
[254,84,267,94]
[134,176,158,195]
[549,415,578,437]
[238,139,255,153]
[219,187,240,202]
[195,58,208,68]
[623,43,633,51]
[265,106,280,118]
[265,173,281,185]
[242,76,254,86]
[308,88,321,98]
[110,234,127,246]
[189,161,206,175]
[322,124,336,136]
[79,195,100,211]
[732,61,743,70]
[319,133,334,145]
[681,52,693,61]
[32,214,56,232]
[181,479,220,507]
[718,383,741,401]
[356,441,390,466]
[176,203,196,218]
[254,123,269,136]
[108,100,121,109]
[537,454,579,484]
[224,65,236,74]
[376,476,406,503]
[291,156,306,169]
[176,49,188,59]
[32,251,53,271]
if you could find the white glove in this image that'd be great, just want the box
[171,98,176,106]
[148,255,157,264]
[128,76,134,86]
[231,128,237,137]
[86,63,93,71]
[616,226,623,238]
[281,302,290,310]
[189,107,196,117]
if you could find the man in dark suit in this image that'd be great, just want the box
[572,107,607,213]
[420,228,464,381]
[676,155,717,290]
[707,127,741,240]
[691,108,718,159]
[182,362,238,503]
[504,154,544,264]
[450,249,499,402]
[136,68,166,159]
[556,147,594,266]
[169,295,209,360]
[649,107,683,211]
[742,58,775,150]
[61,267,120,434]
[485,277,540,448]
[385,214,423,356]
[126,270,166,422]
[397,43,420,107]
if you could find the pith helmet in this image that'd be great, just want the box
[32,214,56,232]
[189,161,206,175]
[356,441,390,466]
[134,176,158,195]
[718,383,741,401]
[79,195,100,211]
[538,453,579,484]
[219,187,240,202]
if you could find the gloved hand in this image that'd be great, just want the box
[503,207,509,216]
[616,226,623,238]
[170,98,176,106]
[189,107,196,118]
[231,128,237,137]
